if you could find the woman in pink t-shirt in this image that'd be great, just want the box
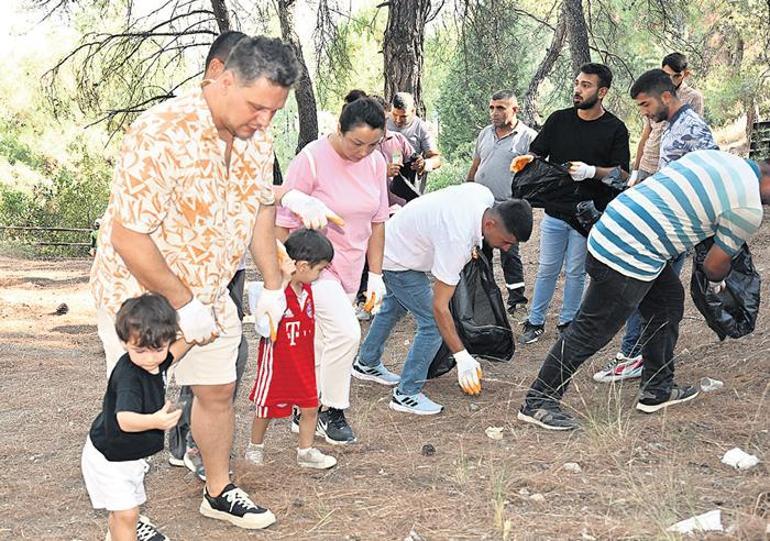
[276,97,389,444]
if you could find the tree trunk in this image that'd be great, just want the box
[520,5,567,127]
[210,0,231,33]
[382,0,431,115]
[277,0,318,154]
[563,0,591,74]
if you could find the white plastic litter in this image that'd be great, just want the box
[563,462,582,473]
[699,376,724,392]
[721,447,760,470]
[667,509,723,534]
[485,426,504,440]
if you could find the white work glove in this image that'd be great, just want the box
[568,161,596,181]
[363,272,387,314]
[281,190,344,230]
[628,170,640,187]
[253,287,287,342]
[177,297,219,344]
[455,349,482,395]
[707,279,726,295]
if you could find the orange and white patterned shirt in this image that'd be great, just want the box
[90,87,275,317]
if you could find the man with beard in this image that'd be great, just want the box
[466,90,537,314]
[518,63,630,345]
[592,68,717,385]
[630,52,705,184]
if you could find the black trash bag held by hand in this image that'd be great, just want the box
[690,237,761,340]
[427,250,515,379]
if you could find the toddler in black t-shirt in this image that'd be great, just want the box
[82,293,190,541]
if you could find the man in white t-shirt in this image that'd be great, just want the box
[353,183,533,414]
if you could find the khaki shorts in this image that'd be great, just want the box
[97,294,241,386]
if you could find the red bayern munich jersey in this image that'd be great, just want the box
[249,283,318,417]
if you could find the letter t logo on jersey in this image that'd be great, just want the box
[285,321,301,346]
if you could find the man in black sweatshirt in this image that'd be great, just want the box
[519,63,629,345]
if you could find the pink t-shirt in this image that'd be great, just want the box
[277,136,389,294]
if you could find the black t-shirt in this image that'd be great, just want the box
[89,352,173,461]
[528,107,630,220]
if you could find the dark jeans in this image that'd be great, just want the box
[526,253,684,408]
[169,269,249,459]
[481,240,526,306]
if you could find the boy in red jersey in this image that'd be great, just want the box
[246,229,337,469]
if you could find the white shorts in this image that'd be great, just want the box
[98,294,241,386]
[81,436,149,511]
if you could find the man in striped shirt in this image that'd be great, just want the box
[518,149,770,430]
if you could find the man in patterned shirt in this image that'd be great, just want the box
[518,150,770,431]
[631,52,705,183]
[90,36,336,530]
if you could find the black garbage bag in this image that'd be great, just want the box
[390,153,422,202]
[576,200,602,232]
[427,251,515,379]
[690,237,761,340]
[512,157,620,236]
[600,166,628,191]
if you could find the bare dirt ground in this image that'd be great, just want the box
[1,211,768,541]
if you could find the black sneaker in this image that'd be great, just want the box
[557,321,572,337]
[317,407,357,445]
[199,483,276,530]
[136,515,169,541]
[517,403,579,431]
[636,384,699,413]
[519,321,545,344]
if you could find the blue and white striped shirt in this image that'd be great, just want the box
[588,150,763,281]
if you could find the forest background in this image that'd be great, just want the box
[1,0,769,243]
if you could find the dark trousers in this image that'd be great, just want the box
[481,240,526,306]
[526,253,684,408]
[169,269,249,459]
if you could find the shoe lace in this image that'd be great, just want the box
[328,408,348,429]
[224,487,257,512]
[136,519,159,541]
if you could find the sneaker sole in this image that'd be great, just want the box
[388,400,443,416]
[199,500,276,529]
[290,422,300,434]
[516,410,577,431]
[519,335,542,344]
[636,390,699,413]
[351,368,400,386]
[298,459,337,469]
[168,454,185,467]
[593,371,643,383]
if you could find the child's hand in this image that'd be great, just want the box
[152,401,183,430]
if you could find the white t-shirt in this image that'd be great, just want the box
[383,183,494,285]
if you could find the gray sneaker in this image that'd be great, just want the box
[636,384,699,413]
[183,445,206,482]
[352,358,400,386]
[517,403,578,430]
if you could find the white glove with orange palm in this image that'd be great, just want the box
[455,349,482,395]
[363,272,387,314]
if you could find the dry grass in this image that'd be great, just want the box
[0,211,768,540]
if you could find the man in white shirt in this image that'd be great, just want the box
[352,183,532,414]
